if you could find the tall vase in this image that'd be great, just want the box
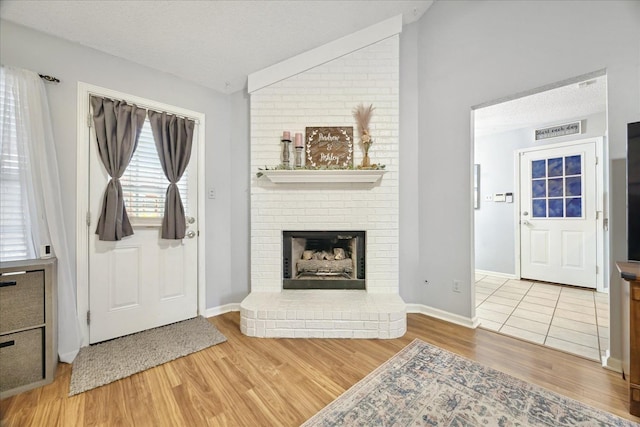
[361,149,371,168]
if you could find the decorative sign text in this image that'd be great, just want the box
[305,127,353,168]
[535,121,581,140]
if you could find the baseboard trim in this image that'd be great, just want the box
[475,269,518,279]
[59,349,80,364]
[602,351,623,373]
[204,303,241,318]
[406,304,478,329]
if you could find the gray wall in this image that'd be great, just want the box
[475,112,607,275]
[2,0,639,362]
[399,22,422,302]
[417,0,639,362]
[228,90,251,305]
[0,20,236,311]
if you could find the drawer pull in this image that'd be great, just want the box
[0,340,15,348]
[0,280,17,287]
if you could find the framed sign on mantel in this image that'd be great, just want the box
[305,127,353,168]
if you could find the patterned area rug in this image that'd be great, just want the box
[69,316,226,396]
[302,339,636,426]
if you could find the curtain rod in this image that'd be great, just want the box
[88,92,200,124]
[39,74,60,84]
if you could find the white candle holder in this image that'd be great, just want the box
[295,146,303,168]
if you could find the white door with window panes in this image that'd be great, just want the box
[519,141,597,289]
[88,111,199,343]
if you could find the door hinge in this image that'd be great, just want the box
[87,114,92,128]
[596,265,599,274]
[86,211,91,227]
[86,310,91,325]
[595,156,599,165]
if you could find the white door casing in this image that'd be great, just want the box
[519,140,598,289]
[76,83,206,345]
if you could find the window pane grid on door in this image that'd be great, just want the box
[120,120,189,220]
[530,155,583,219]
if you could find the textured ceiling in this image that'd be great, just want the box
[0,0,433,93]
[2,1,605,131]
[474,75,607,137]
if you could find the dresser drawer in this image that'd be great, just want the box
[0,270,44,334]
[0,328,44,393]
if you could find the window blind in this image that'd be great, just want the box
[0,82,32,261]
[120,120,189,220]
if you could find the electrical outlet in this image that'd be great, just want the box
[208,187,216,199]
[484,195,493,201]
[452,280,461,293]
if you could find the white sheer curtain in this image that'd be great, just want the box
[0,66,82,363]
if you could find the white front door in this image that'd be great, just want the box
[519,141,597,288]
[88,118,198,344]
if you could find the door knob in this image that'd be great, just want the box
[522,220,530,225]
[523,211,529,216]
[186,216,196,224]
[186,230,196,239]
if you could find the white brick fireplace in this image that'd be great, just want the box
[240,17,406,339]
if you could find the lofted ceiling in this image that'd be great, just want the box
[1,1,606,133]
[0,0,433,94]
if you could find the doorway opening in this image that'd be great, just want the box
[471,71,609,361]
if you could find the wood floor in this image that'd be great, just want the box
[1,312,638,426]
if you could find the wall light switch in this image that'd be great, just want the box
[494,193,506,202]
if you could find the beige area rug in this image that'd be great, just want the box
[69,316,226,396]
[302,339,637,426]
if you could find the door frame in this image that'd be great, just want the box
[514,137,606,292]
[75,82,207,345]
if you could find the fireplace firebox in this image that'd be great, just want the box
[282,231,365,289]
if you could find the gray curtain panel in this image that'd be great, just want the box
[148,110,195,239]
[90,96,146,241]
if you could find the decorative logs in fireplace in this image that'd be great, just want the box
[282,230,365,289]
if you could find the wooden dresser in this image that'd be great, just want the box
[617,261,640,417]
[0,258,57,399]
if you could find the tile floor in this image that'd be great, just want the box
[475,274,609,361]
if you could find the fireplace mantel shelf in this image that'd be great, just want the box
[260,169,386,183]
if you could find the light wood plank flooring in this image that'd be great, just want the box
[1,312,638,426]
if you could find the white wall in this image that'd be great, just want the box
[475,112,607,275]
[417,0,639,361]
[0,21,236,311]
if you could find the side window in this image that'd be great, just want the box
[0,82,32,260]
